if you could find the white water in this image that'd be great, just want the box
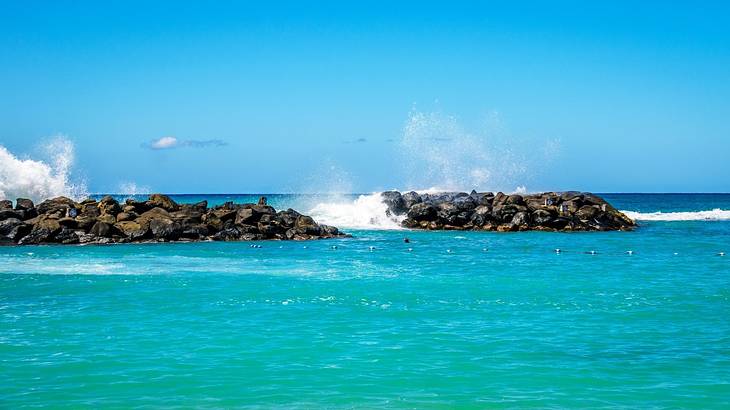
[622,209,730,221]
[0,137,87,204]
[308,193,404,230]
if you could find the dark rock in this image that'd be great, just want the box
[89,221,116,238]
[0,200,12,210]
[36,197,76,215]
[58,217,77,228]
[55,228,80,244]
[258,196,267,205]
[211,227,240,241]
[402,191,422,209]
[382,191,407,216]
[149,218,182,240]
[407,203,438,221]
[295,215,320,235]
[0,209,23,221]
[15,198,34,211]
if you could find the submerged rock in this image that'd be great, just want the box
[0,193,349,245]
[386,190,635,232]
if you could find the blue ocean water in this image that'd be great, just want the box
[1,193,729,408]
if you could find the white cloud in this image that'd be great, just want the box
[144,136,226,150]
[149,136,179,150]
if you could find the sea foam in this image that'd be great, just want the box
[622,209,730,221]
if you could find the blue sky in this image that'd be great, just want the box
[1,1,729,193]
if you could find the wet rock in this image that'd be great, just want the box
[98,196,122,216]
[36,197,76,215]
[0,200,12,210]
[407,203,438,221]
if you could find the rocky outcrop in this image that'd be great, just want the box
[383,190,635,232]
[0,194,347,245]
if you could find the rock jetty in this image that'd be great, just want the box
[0,194,347,245]
[382,190,635,232]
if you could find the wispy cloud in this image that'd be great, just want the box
[144,136,227,150]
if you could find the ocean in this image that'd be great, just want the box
[1,193,729,408]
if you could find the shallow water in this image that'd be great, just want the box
[1,194,729,408]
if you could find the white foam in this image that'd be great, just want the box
[0,136,87,203]
[622,209,730,221]
[308,193,404,230]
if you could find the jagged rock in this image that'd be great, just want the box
[0,200,12,210]
[0,209,23,221]
[382,191,407,216]
[5,193,348,245]
[114,221,147,240]
[385,190,634,232]
[407,203,438,221]
[146,194,179,212]
[89,221,116,238]
[98,195,122,216]
[36,197,76,215]
[55,228,80,244]
[15,198,34,211]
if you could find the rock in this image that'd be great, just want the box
[114,221,147,240]
[295,215,320,235]
[211,227,240,241]
[258,196,267,205]
[115,212,137,222]
[0,200,12,210]
[146,194,179,212]
[382,191,407,216]
[149,218,182,240]
[96,214,116,224]
[19,217,61,244]
[36,197,76,215]
[402,191,422,209]
[407,203,438,221]
[0,218,29,241]
[14,198,34,211]
[58,217,78,228]
[75,215,97,231]
[385,189,633,232]
[89,221,116,238]
[0,209,23,221]
[235,208,257,225]
[98,195,121,216]
[55,228,80,244]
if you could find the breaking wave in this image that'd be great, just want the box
[0,136,87,204]
[622,209,730,221]
[308,193,404,230]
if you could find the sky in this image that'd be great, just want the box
[1,1,729,193]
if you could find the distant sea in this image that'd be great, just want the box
[1,193,729,408]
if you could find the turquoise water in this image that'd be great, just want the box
[1,194,729,408]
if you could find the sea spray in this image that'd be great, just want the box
[399,110,560,192]
[0,136,87,203]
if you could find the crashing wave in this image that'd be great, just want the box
[308,193,404,230]
[0,136,87,204]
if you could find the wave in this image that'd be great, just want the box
[0,136,87,203]
[622,209,730,221]
[308,193,404,230]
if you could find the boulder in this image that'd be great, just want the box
[89,221,116,238]
[402,191,422,209]
[295,215,320,235]
[0,209,23,221]
[407,203,438,221]
[114,221,147,240]
[0,200,12,210]
[146,194,180,212]
[36,196,76,215]
[14,198,34,211]
[19,217,61,244]
[98,195,122,216]
[382,191,407,216]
